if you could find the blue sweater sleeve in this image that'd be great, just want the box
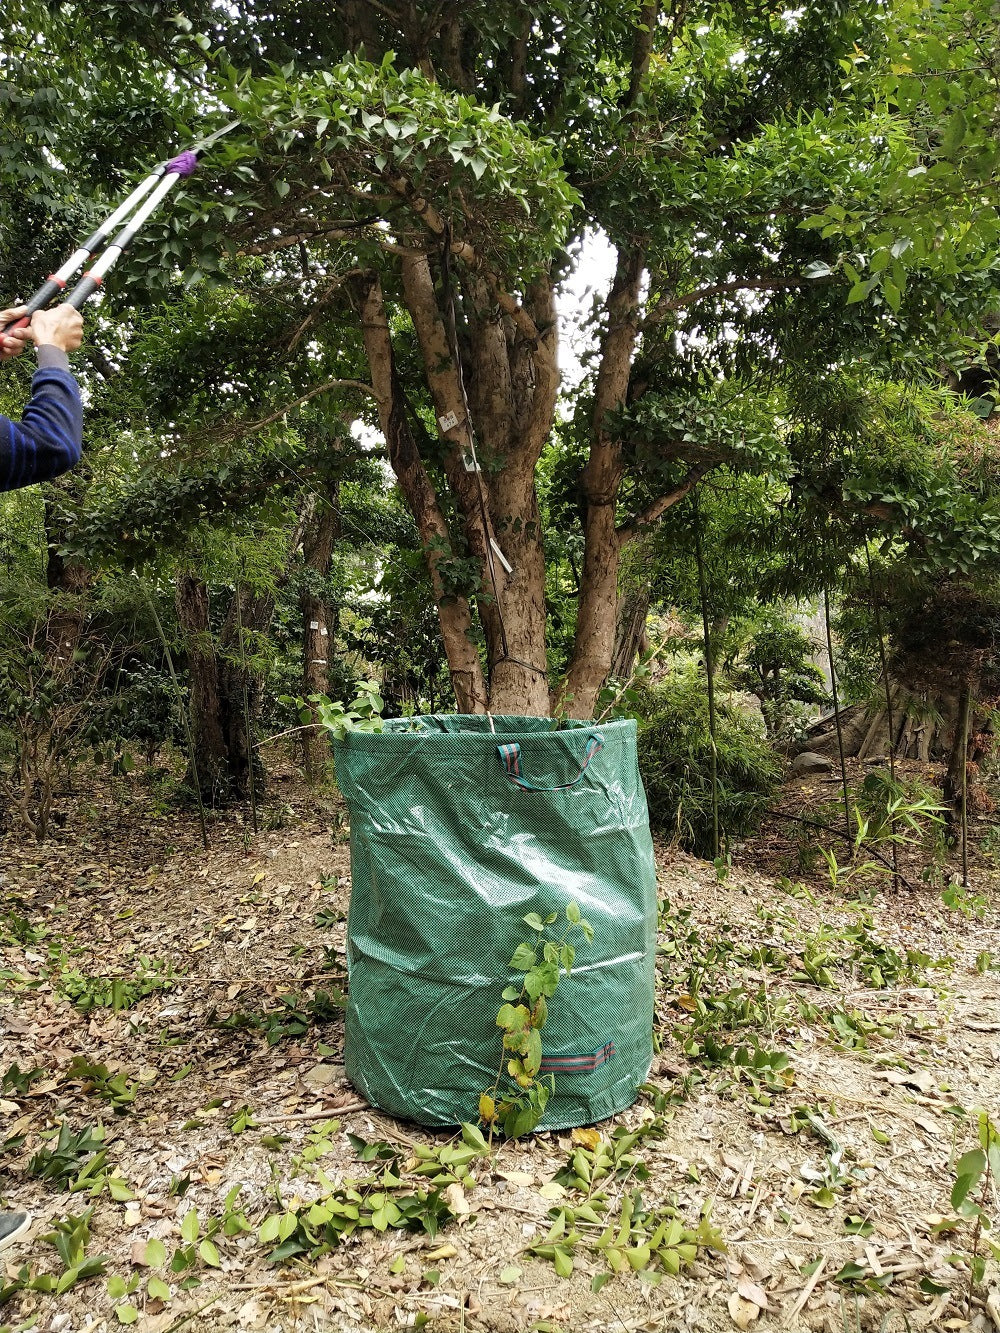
[0,366,84,492]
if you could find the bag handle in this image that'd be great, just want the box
[497,735,604,792]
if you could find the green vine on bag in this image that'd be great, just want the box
[479,903,593,1141]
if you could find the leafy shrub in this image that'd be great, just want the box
[637,667,782,856]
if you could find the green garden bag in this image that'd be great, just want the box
[333,715,658,1129]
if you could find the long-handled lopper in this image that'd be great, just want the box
[1,120,240,334]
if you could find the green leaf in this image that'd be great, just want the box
[148,1275,171,1301]
[509,943,537,971]
[951,1148,985,1209]
[941,109,967,156]
[460,1122,489,1154]
[108,1275,128,1299]
[553,1244,574,1278]
[180,1209,199,1244]
[834,1261,869,1282]
[115,1306,139,1325]
[198,1240,221,1268]
[523,913,545,931]
[565,902,581,924]
[144,1238,167,1268]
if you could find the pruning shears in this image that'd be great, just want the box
[1,120,241,335]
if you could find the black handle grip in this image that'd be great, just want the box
[23,277,66,316]
[65,275,101,310]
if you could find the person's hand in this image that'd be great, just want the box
[29,305,84,354]
[0,307,33,361]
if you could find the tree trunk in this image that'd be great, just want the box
[484,273,558,714]
[563,247,645,716]
[217,582,277,798]
[44,491,92,670]
[355,270,488,713]
[300,487,341,778]
[175,570,229,800]
[609,539,652,682]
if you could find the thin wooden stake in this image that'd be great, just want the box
[959,683,971,888]
[235,576,259,834]
[823,585,852,849]
[693,495,720,861]
[864,544,900,891]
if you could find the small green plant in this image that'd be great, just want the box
[1,1062,47,1095]
[949,1111,1000,1310]
[799,1144,870,1210]
[0,907,46,947]
[530,1124,725,1282]
[42,1210,110,1294]
[282,679,385,744]
[56,958,180,1012]
[220,987,346,1044]
[479,903,592,1140]
[940,879,989,920]
[64,1057,139,1113]
[820,786,945,894]
[0,1209,109,1308]
[256,1128,487,1263]
[27,1122,106,1186]
[230,1106,259,1135]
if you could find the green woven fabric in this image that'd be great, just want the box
[333,715,657,1129]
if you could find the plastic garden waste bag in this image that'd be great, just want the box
[333,715,658,1130]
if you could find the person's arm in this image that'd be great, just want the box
[0,305,85,491]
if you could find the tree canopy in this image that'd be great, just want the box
[1,0,998,741]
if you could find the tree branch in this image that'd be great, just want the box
[196,378,376,444]
[241,221,379,256]
[617,464,709,543]
[623,3,659,110]
[643,276,819,328]
[380,167,554,362]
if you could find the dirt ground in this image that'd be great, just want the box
[2,761,1000,1333]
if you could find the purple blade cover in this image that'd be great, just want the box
[165,150,199,178]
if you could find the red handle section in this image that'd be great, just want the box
[0,315,30,337]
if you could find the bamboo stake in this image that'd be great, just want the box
[693,495,720,861]
[823,585,852,848]
[235,576,259,834]
[864,544,900,891]
[959,684,971,888]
